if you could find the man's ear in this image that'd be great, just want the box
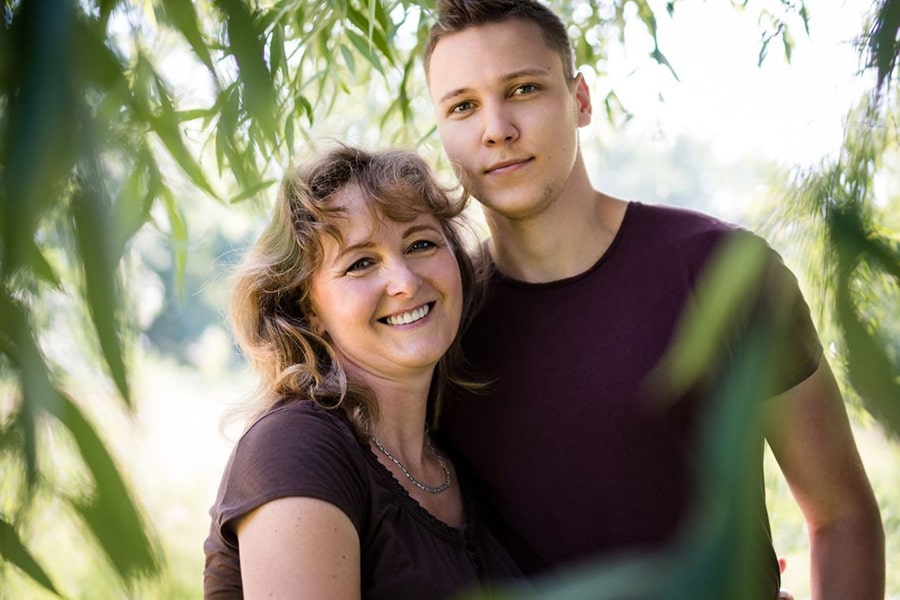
[573,73,592,127]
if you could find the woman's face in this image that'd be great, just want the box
[307,184,463,385]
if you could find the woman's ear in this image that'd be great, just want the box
[306,306,326,335]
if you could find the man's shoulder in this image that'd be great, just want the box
[630,201,738,240]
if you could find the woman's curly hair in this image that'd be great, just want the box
[229,144,485,439]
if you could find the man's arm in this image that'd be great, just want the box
[763,359,884,600]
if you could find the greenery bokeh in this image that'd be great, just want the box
[1,0,897,598]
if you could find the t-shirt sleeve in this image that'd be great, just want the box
[212,403,368,542]
[750,234,824,393]
[706,229,824,397]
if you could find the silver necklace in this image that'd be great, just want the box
[372,433,451,494]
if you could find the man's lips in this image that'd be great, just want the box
[485,157,533,175]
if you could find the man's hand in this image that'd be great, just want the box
[777,557,795,600]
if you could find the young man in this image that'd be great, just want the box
[424,1,885,598]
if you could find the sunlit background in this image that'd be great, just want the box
[1,0,897,598]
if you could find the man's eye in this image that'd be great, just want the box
[512,84,538,96]
[408,239,437,253]
[451,101,474,114]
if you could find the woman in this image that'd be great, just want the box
[203,145,522,599]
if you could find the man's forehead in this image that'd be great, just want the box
[427,20,559,98]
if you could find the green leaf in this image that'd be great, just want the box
[340,42,357,75]
[346,28,385,75]
[829,208,900,437]
[346,3,394,66]
[646,233,769,398]
[270,22,287,80]
[0,290,56,490]
[0,516,60,596]
[215,0,278,139]
[867,0,900,90]
[175,107,217,122]
[149,103,218,199]
[71,174,131,405]
[111,163,156,261]
[159,0,218,76]
[95,0,122,29]
[228,179,277,204]
[650,46,679,82]
[43,393,160,582]
[284,111,295,153]
[1,0,78,277]
[839,287,900,438]
[25,241,63,290]
[161,190,189,302]
[296,93,314,125]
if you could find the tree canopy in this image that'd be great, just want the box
[1,0,897,596]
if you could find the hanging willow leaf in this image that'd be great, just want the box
[868,0,900,90]
[42,392,160,581]
[110,160,156,263]
[646,233,769,399]
[71,169,130,405]
[829,207,900,437]
[228,179,278,205]
[1,0,77,277]
[346,3,394,66]
[161,189,189,301]
[93,0,122,29]
[158,0,218,77]
[346,28,386,75]
[0,517,59,597]
[215,0,277,140]
[22,241,63,290]
[0,285,57,491]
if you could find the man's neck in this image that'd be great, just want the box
[485,188,628,284]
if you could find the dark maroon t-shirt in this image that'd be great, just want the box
[440,201,822,595]
[203,400,524,599]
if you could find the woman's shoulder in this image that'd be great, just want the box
[234,400,362,472]
[245,398,350,437]
[214,400,370,532]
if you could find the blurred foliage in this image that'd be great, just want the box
[753,0,900,441]
[2,0,896,597]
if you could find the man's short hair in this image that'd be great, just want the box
[424,0,576,82]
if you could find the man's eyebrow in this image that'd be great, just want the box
[438,86,474,105]
[500,67,552,82]
[437,67,552,105]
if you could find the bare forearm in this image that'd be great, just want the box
[809,511,884,600]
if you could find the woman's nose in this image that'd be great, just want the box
[384,259,421,297]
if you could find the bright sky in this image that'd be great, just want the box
[597,0,874,167]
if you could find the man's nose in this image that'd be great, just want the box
[482,103,519,146]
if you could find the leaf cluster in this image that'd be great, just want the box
[0,0,828,595]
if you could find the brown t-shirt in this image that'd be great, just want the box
[203,400,523,599]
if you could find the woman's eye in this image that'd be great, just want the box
[408,239,437,253]
[346,258,374,273]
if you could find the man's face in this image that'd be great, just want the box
[428,18,591,222]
